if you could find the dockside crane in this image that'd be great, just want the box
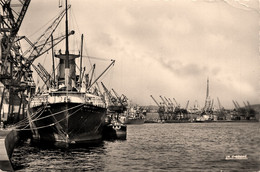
[217,97,226,120]
[0,1,76,124]
[15,5,74,86]
[0,0,31,123]
[150,95,164,121]
[101,82,126,114]
[150,95,160,107]
[120,94,128,105]
[112,89,124,105]
[168,98,175,108]
[23,5,71,65]
[232,100,239,110]
[246,101,256,119]
[185,100,189,110]
[235,101,241,108]
[100,82,117,105]
[0,0,30,80]
[247,101,251,108]
[236,101,247,118]
[164,96,173,111]
[160,95,169,109]
[217,97,224,110]
[32,64,49,89]
[243,101,248,108]
[164,96,174,119]
[164,97,170,105]
[32,63,55,89]
[112,88,128,111]
[232,100,247,119]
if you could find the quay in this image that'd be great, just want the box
[0,129,16,171]
[0,128,29,172]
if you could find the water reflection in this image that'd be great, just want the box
[12,140,108,171]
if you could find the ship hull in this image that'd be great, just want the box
[164,119,191,123]
[125,118,145,125]
[30,102,106,145]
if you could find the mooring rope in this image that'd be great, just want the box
[30,103,85,122]
[14,106,45,128]
[15,105,47,131]
[16,104,84,131]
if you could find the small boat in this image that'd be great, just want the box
[103,120,127,140]
[119,106,145,125]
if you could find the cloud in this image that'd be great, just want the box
[22,0,259,108]
[157,56,210,77]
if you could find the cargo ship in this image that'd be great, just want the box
[28,1,113,146]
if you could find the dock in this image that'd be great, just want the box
[0,128,29,172]
[0,129,15,171]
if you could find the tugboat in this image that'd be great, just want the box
[28,1,113,146]
[120,106,145,125]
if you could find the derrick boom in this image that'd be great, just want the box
[150,95,160,107]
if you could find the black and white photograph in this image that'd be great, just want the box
[0,0,259,171]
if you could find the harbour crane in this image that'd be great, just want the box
[160,95,169,108]
[164,96,174,117]
[247,101,251,108]
[164,96,172,107]
[217,97,226,120]
[112,88,128,111]
[15,6,74,85]
[0,0,30,79]
[23,5,71,65]
[101,82,127,114]
[150,95,165,121]
[235,101,241,108]
[217,97,224,110]
[246,101,256,119]
[120,94,128,105]
[32,64,50,89]
[112,88,124,105]
[232,100,239,110]
[150,95,160,107]
[100,82,117,105]
[168,98,175,108]
[32,63,55,89]
[0,0,31,123]
[172,98,180,107]
[232,100,247,119]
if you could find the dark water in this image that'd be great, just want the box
[12,123,260,171]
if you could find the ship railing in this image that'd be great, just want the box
[85,98,106,108]
[84,95,106,108]
[31,91,105,107]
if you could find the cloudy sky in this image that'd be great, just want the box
[19,0,259,109]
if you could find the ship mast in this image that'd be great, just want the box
[65,0,70,89]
